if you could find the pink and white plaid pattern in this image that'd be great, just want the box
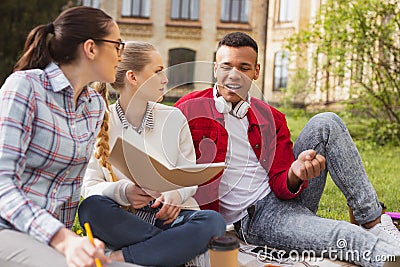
[0,63,105,244]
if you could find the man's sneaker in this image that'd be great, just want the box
[364,214,400,246]
[185,251,210,267]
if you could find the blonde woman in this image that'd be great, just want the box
[78,41,225,267]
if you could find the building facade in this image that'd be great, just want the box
[264,0,323,104]
[84,0,321,104]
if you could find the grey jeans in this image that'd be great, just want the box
[237,112,400,267]
[0,229,140,267]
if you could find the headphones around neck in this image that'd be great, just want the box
[213,85,250,119]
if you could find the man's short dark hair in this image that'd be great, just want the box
[217,32,258,54]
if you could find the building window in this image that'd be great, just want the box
[278,0,294,22]
[168,48,196,88]
[121,0,151,18]
[220,0,249,23]
[273,51,289,91]
[82,0,101,8]
[170,0,199,20]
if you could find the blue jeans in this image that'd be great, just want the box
[78,195,226,267]
[237,112,400,267]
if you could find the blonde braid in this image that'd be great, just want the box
[93,82,118,182]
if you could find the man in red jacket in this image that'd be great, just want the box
[175,32,400,266]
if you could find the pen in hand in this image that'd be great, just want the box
[84,222,103,267]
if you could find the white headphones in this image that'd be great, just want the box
[213,85,250,119]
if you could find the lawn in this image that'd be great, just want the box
[281,107,400,221]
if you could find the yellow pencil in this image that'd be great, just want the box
[84,222,103,267]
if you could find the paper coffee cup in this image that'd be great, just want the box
[208,236,239,267]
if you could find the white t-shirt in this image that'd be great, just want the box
[219,113,271,224]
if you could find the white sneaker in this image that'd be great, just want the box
[185,251,210,267]
[364,214,400,246]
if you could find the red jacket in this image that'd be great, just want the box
[175,88,307,211]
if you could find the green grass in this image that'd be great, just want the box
[281,107,400,221]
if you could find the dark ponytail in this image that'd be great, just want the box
[14,6,113,71]
[14,24,54,71]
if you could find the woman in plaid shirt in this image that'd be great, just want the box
[0,6,126,267]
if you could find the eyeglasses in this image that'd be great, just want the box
[92,39,125,56]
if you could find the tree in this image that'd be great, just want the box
[286,0,400,145]
[0,0,77,85]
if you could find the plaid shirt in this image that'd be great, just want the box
[0,63,105,244]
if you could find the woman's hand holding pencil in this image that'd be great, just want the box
[50,226,110,267]
[84,222,105,267]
